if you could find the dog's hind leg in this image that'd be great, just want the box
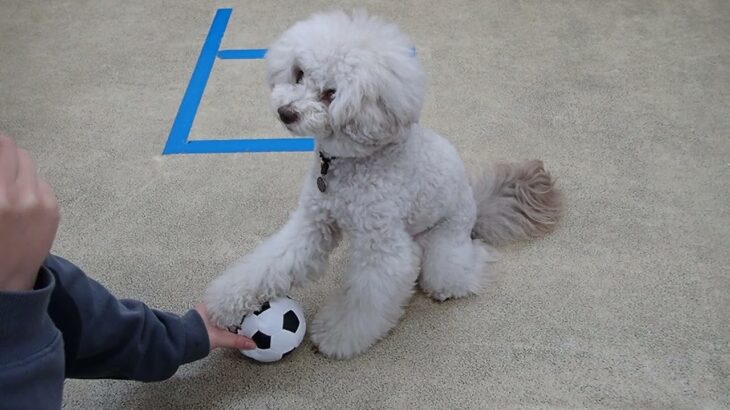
[417,218,491,301]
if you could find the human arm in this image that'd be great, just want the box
[0,134,64,409]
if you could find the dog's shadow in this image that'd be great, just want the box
[122,290,483,409]
[125,340,330,409]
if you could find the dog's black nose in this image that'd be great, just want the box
[278,106,299,124]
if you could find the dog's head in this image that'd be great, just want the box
[265,10,426,157]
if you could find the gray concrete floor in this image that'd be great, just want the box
[1,0,728,408]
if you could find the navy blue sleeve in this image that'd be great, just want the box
[44,255,210,382]
[0,268,65,410]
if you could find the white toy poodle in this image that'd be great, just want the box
[205,10,562,359]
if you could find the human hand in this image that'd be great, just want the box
[195,303,256,351]
[0,134,60,292]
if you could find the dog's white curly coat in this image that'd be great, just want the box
[205,10,562,359]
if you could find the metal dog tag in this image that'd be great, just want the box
[317,176,327,193]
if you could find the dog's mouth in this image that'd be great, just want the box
[282,121,300,134]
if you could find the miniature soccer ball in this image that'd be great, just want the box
[237,297,306,363]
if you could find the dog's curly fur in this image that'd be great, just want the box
[204,10,562,359]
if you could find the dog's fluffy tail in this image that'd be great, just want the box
[470,160,562,246]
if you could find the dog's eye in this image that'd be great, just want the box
[294,68,304,84]
[321,89,336,104]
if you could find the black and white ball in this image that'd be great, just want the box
[237,297,306,363]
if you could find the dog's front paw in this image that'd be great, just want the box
[203,273,260,328]
[309,299,379,359]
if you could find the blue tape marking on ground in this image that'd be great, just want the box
[218,49,267,59]
[163,8,231,155]
[219,47,414,60]
[163,8,315,155]
[164,138,315,155]
[163,9,416,155]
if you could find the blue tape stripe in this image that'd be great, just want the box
[164,9,412,155]
[164,138,315,154]
[163,9,232,155]
[218,49,267,59]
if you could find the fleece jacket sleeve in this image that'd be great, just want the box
[43,255,210,382]
[0,268,65,410]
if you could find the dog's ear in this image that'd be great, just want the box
[329,48,426,145]
[329,78,396,145]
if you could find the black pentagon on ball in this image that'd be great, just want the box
[253,301,271,316]
[282,310,300,333]
[251,331,271,349]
